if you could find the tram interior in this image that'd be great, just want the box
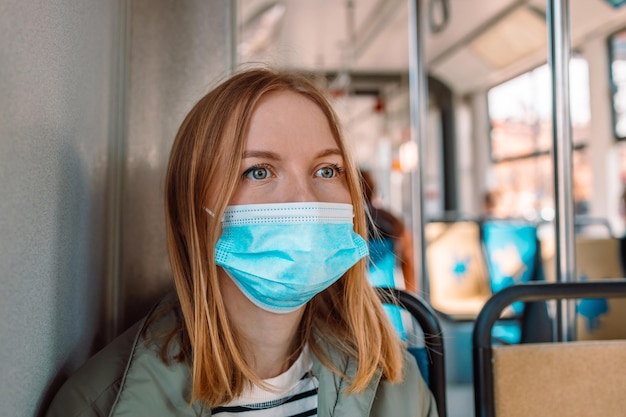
[236,0,626,416]
[3,0,626,416]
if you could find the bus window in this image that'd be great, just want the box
[487,58,591,220]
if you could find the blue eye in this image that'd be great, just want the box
[243,166,270,180]
[316,164,343,178]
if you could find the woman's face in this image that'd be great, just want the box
[229,90,351,205]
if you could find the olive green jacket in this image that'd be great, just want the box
[45,303,438,417]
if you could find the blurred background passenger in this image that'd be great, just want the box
[361,169,416,293]
[483,189,505,219]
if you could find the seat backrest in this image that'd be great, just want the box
[491,340,626,417]
[376,287,447,417]
[539,232,620,283]
[425,221,491,318]
[473,280,626,417]
[367,237,407,339]
[367,237,397,288]
[575,237,622,280]
[574,238,626,340]
[574,216,613,237]
[482,220,540,314]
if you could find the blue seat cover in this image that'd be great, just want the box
[367,238,407,340]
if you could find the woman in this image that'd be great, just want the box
[46,68,438,416]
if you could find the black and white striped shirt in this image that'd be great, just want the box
[212,346,318,417]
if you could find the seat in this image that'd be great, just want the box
[368,237,408,340]
[425,220,491,319]
[481,219,542,344]
[542,237,626,340]
[533,234,626,341]
[575,238,626,340]
[376,287,447,417]
[481,220,540,300]
[574,215,613,237]
[473,280,626,417]
[425,219,538,385]
[539,229,618,283]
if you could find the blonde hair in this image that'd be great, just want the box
[164,68,404,406]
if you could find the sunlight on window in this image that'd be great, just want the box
[486,58,591,220]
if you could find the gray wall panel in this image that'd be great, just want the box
[0,1,121,415]
[121,0,231,328]
[0,0,231,415]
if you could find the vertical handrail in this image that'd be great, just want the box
[547,0,576,342]
[408,0,429,298]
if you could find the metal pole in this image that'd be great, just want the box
[408,0,429,297]
[547,0,576,342]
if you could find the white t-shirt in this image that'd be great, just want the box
[211,346,319,417]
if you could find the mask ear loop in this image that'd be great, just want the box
[204,207,216,217]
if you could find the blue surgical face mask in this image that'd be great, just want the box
[213,202,369,314]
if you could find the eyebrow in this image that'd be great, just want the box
[242,148,344,160]
[316,148,344,159]
[242,150,280,160]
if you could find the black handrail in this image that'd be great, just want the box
[472,280,626,417]
[376,287,447,417]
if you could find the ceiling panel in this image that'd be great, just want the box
[237,0,626,93]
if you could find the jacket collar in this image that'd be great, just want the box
[109,301,210,417]
[110,306,380,417]
[310,340,382,417]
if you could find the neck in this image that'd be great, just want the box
[219,270,305,379]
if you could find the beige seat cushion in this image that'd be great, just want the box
[492,340,626,417]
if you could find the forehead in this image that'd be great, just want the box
[244,90,342,153]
